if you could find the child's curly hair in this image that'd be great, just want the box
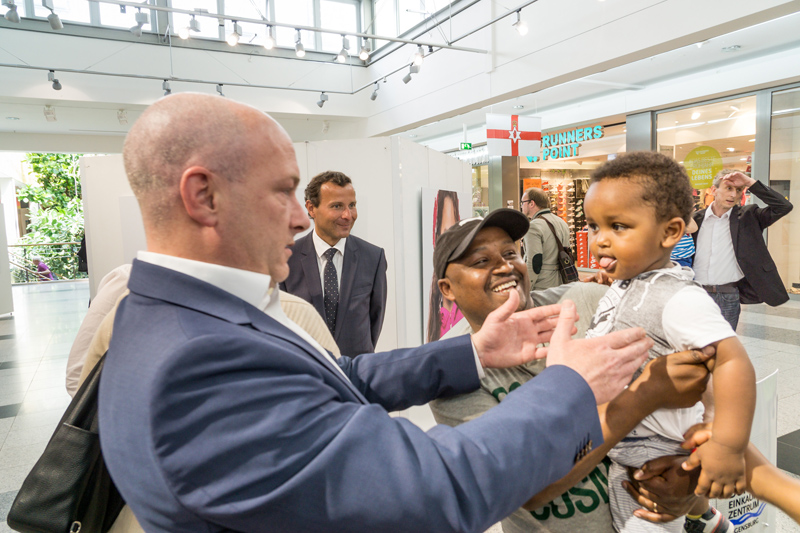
[591,151,694,223]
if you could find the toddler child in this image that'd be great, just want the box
[582,152,755,533]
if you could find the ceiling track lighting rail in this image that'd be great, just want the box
[0,62,353,96]
[87,0,487,55]
[351,0,540,96]
[1,0,540,101]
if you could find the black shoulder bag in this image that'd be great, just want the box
[539,216,580,284]
[7,353,125,533]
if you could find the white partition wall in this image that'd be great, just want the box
[0,203,13,315]
[80,138,471,351]
[80,155,145,299]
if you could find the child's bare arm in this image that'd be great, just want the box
[684,337,756,498]
[523,349,711,510]
[685,426,800,525]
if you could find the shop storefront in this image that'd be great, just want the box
[449,82,799,288]
[657,95,756,210]
[518,122,625,268]
[655,84,800,291]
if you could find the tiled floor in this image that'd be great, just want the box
[0,281,87,532]
[0,281,798,532]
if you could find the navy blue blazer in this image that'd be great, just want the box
[280,232,387,355]
[99,260,602,533]
[693,181,792,306]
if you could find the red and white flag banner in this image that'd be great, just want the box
[486,114,542,157]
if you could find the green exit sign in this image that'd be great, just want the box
[460,142,472,150]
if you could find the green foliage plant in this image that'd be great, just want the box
[11,153,86,282]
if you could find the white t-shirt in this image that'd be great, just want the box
[586,265,736,441]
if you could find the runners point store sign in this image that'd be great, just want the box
[528,125,605,162]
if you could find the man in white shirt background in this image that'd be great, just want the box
[692,170,792,329]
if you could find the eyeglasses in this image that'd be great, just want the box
[520,199,532,205]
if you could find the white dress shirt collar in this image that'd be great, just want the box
[312,229,346,259]
[137,251,276,312]
[704,204,733,221]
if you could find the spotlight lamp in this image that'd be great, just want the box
[369,82,380,101]
[409,63,420,75]
[413,45,424,66]
[129,8,148,37]
[47,12,62,29]
[263,25,275,50]
[47,70,61,90]
[179,15,200,39]
[226,21,242,46]
[512,10,528,36]
[358,38,371,61]
[295,29,305,57]
[2,0,20,23]
[335,35,349,63]
[216,84,225,97]
[42,0,62,30]
[316,92,328,108]
[162,80,172,95]
[402,69,413,84]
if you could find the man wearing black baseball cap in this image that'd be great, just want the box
[430,209,712,533]
[433,209,534,331]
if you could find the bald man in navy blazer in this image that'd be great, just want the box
[280,171,387,355]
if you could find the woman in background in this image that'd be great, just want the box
[426,190,462,342]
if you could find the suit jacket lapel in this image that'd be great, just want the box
[335,238,359,340]
[244,305,368,402]
[692,209,705,245]
[299,235,325,317]
[729,205,742,253]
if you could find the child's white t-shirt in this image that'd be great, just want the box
[586,265,736,441]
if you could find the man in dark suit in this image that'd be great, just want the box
[693,170,792,329]
[99,93,651,533]
[280,171,386,355]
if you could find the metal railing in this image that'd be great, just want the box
[8,242,87,284]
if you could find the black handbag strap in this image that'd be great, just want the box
[537,214,572,257]
[62,353,106,432]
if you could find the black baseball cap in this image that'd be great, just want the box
[433,208,530,280]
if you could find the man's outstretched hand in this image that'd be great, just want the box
[471,289,564,368]
[546,300,652,405]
